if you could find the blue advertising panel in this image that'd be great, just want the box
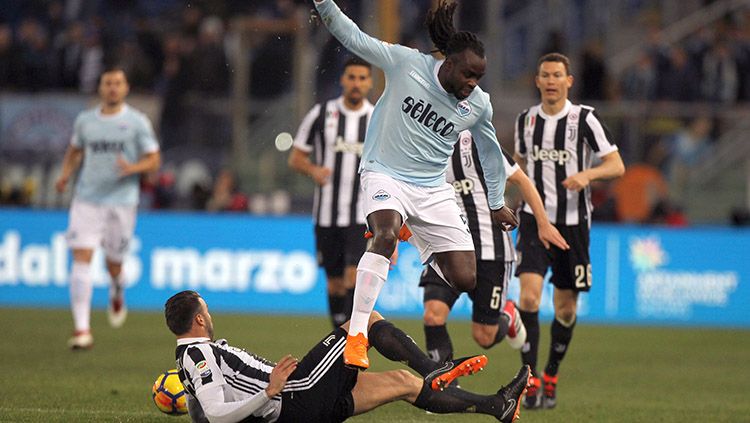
[1,209,748,327]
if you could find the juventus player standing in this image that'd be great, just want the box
[513,53,624,409]
[312,0,518,370]
[56,66,161,349]
[289,57,374,329]
[421,130,569,367]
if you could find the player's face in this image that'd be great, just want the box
[198,298,215,340]
[340,65,372,106]
[446,50,486,100]
[98,70,129,106]
[535,61,573,106]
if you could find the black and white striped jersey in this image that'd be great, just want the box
[514,100,618,226]
[293,96,373,227]
[447,130,518,263]
[176,338,281,422]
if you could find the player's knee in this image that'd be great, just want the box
[369,230,399,257]
[519,290,541,311]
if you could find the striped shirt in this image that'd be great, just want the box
[514,100,618,226]
[293,96,373,227]
[448,130,518,262]
[176,338,281,422]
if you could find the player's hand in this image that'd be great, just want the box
[55,175,69,193]
[491,206,518,231]
[537,222,569,250]
[562,172,590,192]
[266,354,298,397]
[310,166,332,185]
[116,155,135,177]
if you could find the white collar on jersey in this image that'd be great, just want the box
[336,96,371,116]
[177,337,211,345]
[95,103,129,120]
[538,99,572,120]
[432,60,449,95]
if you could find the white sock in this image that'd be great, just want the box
[111,271,125,299]
[348,252,391,338]
[70,261,92,333]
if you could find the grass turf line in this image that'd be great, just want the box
[2,307,749,422]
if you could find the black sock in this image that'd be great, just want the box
[424,324,454,364]
[413,381,501,415]
[492,313,511,346]
[328,293,348,328]
[545,318,576,377]
[369,320,437,376]
[519,309,540,377]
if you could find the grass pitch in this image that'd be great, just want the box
[2,307,749,422]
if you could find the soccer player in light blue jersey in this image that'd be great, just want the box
[55,66,161,350]
[313,0,518,369]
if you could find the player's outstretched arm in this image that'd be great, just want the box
[313,0,407,71]
[508,169,569,250]
[470,105,508,211]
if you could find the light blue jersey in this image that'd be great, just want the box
[315,0,506,209]
[71,104,159,206]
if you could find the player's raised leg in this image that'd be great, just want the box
[344,209,400,369]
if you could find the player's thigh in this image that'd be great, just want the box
[407,184,474,265]
[469,260,508,325]
[315,226,346,277]
[549,224,591,292]
[351,370,421,415]
[360,171,408,222]
[514,211,552,278]
[280,328,359,422]
[66,200,106,251]
[102,205,137,262]
[421,266,461,309]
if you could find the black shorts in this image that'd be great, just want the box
[420,260,511,325]
[277,328,358,423]
[315,225,368,277]
[514,211,592,292]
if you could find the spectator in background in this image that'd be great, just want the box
[16,17,52,91]
[0,23,17,87]
[665,116,713,200]
[206,169,248,212]
[189,16,229,95]
[621,51,656,100]
[78,28,103,93]
[157,32,192,151]
[55,21,85,89]
[579,41,608,101]
[702,39,739,103]
[658,46,701,101]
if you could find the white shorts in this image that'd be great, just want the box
[66,199,137,262]
[361,171,474,264]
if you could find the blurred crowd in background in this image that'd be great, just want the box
[1,0,749,225]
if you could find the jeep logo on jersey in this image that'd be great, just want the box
[528,145,571,165]
[456,100,471,117]
[372,189,391,201]
[452,178,474,195]
[333,136,364,156]
[401,96,455,137]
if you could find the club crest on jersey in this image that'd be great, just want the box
[196,360,211,378]
[456,100,471,117]
[372,189,391,201]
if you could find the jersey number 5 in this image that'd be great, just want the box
[490,287,502,310]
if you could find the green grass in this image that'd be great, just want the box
[2,308,749,422]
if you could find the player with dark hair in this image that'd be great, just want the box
[56,65,161,349]
[514,53,624,409]
[422,130,569,367]
[288,56,374,329]
[165,290,530,422]
[312,0,518,370]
